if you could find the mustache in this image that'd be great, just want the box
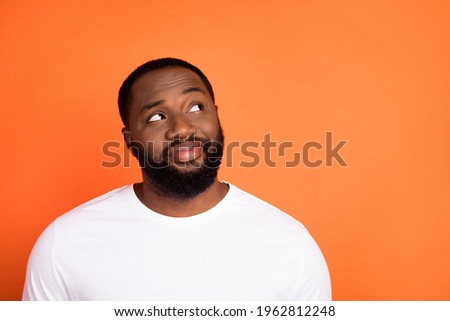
[168,135,208,149]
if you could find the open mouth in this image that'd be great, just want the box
[168,141,203,163]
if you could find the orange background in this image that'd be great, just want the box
[1,0,449,300]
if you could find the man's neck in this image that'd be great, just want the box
[133,179,229,217]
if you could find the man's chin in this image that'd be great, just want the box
[142,159,219,201]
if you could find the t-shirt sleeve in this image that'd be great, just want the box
[22,222,69,300]
[295,231,332,300]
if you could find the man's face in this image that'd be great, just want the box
[124,66,223,199]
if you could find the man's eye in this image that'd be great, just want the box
[148,113,165,123]
[188,104,204,113]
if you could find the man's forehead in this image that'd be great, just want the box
[132,67,205,96]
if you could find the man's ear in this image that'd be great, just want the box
[122,127,138,157]
[122,127,134,153]
[215,104,219,111]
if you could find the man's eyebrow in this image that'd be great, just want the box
[140,87,205,113]
[140,99,165,113]
[182,86,205,95]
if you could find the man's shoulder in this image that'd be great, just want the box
[226,183,308,235]
[55,184,133,225]
[69,184,131,210]
[28,185,135,265]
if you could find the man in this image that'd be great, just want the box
[23,58,331,300]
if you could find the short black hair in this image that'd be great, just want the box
[118,57,215,127]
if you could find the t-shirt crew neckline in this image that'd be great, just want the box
[125,181,233,225]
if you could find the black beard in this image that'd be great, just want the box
[131,125,224,201]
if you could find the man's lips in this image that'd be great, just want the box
[168,141,203,163]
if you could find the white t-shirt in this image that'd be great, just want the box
[23,183,331,300]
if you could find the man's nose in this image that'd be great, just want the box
[166,114,196,140]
